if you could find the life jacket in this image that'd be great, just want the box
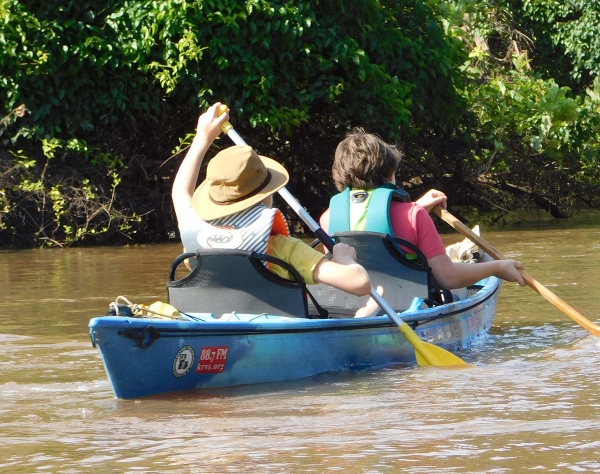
[328,185,453,305]
[177,205,328,317]
[328,183,410,235]
[180,204,289,259]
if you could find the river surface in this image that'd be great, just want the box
[1,211,600,473]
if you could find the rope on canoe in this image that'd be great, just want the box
[107,296,186,320]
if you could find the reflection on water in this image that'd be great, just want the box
[1,215,600,472]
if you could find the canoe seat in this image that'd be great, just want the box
[310,231,446,316]
[166,249,327,319]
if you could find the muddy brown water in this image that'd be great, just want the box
[1,211,600,472]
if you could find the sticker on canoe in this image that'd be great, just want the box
[172,345,195,378]
[196,346,228,373]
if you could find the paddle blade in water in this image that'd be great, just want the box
[414,341,471,367]
[398,323,471,367]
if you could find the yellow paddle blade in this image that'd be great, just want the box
[398,323,471,367]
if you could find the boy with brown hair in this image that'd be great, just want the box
[320,129,527,290]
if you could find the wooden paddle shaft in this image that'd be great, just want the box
[435,208,600,337]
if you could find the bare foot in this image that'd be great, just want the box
[354,286,384,318]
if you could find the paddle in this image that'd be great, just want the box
[433,207,600,337]
[216,105,469,366]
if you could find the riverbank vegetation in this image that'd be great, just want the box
[1,0,599,247]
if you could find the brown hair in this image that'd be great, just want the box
[332,128,403,191]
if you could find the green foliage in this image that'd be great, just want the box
[2,0,465,140]
[440,0,600,216]
[0,0,163,136]
[520,0,600,86]
[562,77,600,174]
[1,0,467,246]
[0,135,141,246]
[2,0,600,245]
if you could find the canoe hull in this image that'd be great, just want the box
[89,277,500,399]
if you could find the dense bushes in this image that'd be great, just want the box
[444,0,600,218]
[1,0,467,246]
[1,0,599,247]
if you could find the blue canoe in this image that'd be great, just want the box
[89,282,500,399]
[89,232,501,399]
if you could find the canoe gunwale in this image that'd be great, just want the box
[90,278,499,340]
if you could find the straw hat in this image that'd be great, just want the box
[192,145,289,220]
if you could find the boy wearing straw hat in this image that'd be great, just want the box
[172,103,378,314]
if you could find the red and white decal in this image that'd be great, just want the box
[196,346,228,373]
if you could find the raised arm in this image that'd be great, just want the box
[172,103,229,221]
